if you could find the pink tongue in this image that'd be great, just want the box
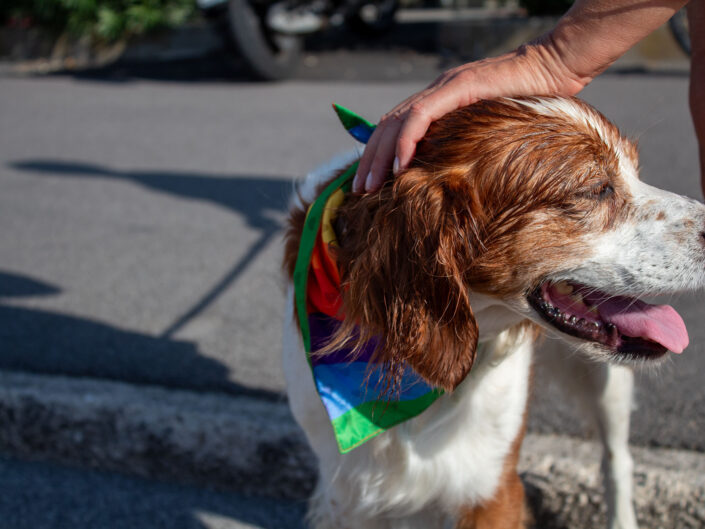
[597,297,689,353]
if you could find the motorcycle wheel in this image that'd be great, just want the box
[345,0,398,35]
[227,0,302,81]
[669,8,690,56]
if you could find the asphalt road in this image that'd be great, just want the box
[0,455,305,529]
[1,57,703,454]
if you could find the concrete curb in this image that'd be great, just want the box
[0,370,313,499]
[0,370,703,528]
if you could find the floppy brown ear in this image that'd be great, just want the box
[336,168,483,393]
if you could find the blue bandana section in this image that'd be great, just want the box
[347,123,374,144]
[308,313,438,425]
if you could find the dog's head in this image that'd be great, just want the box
[329,97,705,393]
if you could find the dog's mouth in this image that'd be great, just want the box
[527,280,689,358]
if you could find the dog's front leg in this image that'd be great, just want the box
[590,363,639,529]
[566,358,638,529]
[540,349,638,529]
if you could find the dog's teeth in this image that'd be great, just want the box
[554,281,574,295]
[569,315,578,324]
[570,292,584,305]
[605,323,619,343]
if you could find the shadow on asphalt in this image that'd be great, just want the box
[10,160,290,231]
[3,159,294,399]
[0,300,282,399]
[0,451,571,529]
[0,455,307,529]
[0,271,61,298]
[59,50,259,84]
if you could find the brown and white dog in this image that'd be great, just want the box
[282,97,705,529]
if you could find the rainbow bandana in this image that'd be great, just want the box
[292,105,443,454]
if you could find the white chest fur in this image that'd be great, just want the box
[283,287,533,526]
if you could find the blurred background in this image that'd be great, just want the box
[0,1,702,528]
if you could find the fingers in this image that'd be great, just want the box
[356,76,475,193]
[355,86,438,193]
[355,102,430,193]
[354,121,383,193]
[366,117,402,192]
[395,83,475,171]
[395,103,433,171]
[355,113,403,193]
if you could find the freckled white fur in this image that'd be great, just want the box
[564,145,705,298]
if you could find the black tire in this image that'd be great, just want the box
[669,8,691,56]
[227,0,302,81]
[345,0,398,36]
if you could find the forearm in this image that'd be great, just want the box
[357,0,694,191]
[689,1,705,191]
[546,0,689,89]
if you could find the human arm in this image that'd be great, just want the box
[688,1,705,196]
[355,0,690,193]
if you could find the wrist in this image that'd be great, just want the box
[515,35,590,97]
[538,0,689,97]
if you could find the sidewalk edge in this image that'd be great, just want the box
[0,370,702,527]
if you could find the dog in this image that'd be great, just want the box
[282,97,705,529]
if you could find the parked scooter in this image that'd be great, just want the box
[198,0,399,80]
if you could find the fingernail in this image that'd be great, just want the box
[353,172,362,192]
[393,156,400,174]
[364,171,374,192]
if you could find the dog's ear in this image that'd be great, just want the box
[337,168,484,393]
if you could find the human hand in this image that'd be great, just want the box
[353,41,587,193]
[354,0,690,193]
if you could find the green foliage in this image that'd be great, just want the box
[521,0,574,16]
[1,0,196,41]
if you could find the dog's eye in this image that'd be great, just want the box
[589,181,614,200]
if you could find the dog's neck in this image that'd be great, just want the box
[470,292,528,342]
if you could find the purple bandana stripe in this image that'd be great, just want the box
[308,312,377,365]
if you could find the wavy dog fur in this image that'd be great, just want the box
[285,97,631,394]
